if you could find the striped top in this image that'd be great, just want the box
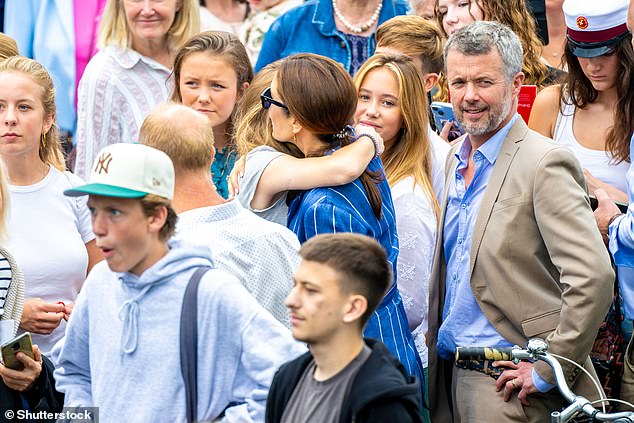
[287,156,399,276]
[74,46,173,179]
[287,156,424,388]
[0,256,11,311]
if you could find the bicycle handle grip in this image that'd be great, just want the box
[455,347,515,361]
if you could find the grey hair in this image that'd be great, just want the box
[444,21,523,82]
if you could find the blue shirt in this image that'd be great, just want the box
[609,133,634,319]
[255,0,409,74]
[211,147,237,200]
[287,156,399,274]
[437,116,518,360]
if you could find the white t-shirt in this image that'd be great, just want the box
[5,166,94,355]
[391,176,437,367]
[428,125,451,202]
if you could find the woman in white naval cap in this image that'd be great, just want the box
[530,0,634,204]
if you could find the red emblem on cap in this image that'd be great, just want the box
[576,16,589,30]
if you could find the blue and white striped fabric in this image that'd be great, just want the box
[287,157,423,383]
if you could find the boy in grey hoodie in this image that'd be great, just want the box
[54,143,304,422]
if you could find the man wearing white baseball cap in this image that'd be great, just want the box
[53,143,304,422]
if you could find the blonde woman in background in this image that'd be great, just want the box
[374,15,449,200]
[74,0,200,179]
[354,54,438,421]
[0,57,102,356]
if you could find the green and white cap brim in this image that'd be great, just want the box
[64,183,149,198]
[64,143,175,200]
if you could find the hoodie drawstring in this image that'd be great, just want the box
[118,284,153,355]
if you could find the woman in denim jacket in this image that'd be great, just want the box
[255,0,409,75]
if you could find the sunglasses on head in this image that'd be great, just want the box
[260,87,289,110]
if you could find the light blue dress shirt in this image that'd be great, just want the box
[609,133,634,320]
[438,114,553,392]
[437,115,517,360]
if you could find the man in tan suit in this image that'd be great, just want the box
[428,21,614,423]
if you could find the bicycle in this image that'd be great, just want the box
[455,339,634,422]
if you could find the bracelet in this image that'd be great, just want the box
[356,133,380,159]
[608,212,623,227]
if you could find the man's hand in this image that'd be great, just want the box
[594,188,622,246]
[0,345,43,392]
[494,360,538,406]
[20,298,65,334]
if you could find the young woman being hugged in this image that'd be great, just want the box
[354,54,437,418]
[269,53,423,387]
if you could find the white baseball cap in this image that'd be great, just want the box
[64,143,175,200]
[563,0,630,58]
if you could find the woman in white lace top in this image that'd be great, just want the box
[353,54,439,371]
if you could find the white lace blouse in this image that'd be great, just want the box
[392,176,437,367]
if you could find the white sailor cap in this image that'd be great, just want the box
[562,0,630,58]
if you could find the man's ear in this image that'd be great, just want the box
[342,294,368,325]
[423,72,440,93]
[512,71,525,96]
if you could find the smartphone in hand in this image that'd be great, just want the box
[431,102,464,141]
[1,332,34,370]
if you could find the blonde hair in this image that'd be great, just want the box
[435,0,548,87]
[0,57,65,171]
[0,33,18,61]
[234,61,302,157]
[375,15,449,105]
[354,54,439,217]
[98,0,200,51]
[140,103,215,171]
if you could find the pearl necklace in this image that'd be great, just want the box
[332,0,382,34]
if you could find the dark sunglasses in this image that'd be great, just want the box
[260,87,288,110]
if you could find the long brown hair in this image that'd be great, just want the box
[560,35,634,164]
[234,61,302,158]
[276,54,384,219]
[435,0,549,87]
[354,54,439,218]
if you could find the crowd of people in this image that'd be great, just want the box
[0,0,632,422]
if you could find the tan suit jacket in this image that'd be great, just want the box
[428,118,614,422]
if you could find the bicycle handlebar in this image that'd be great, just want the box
[455,346,516,361]
[455,339,634,422]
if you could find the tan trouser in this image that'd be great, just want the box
[451,366,567,423]
[621,335,634,405]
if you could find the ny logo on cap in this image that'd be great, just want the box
[95,152,113,175]
[576,16,588,30]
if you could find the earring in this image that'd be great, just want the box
[41,132,47,149]
[293,133,297,144]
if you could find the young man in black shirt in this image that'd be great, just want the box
[266,233,422,423]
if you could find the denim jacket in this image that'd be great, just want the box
[255,0,410,74]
